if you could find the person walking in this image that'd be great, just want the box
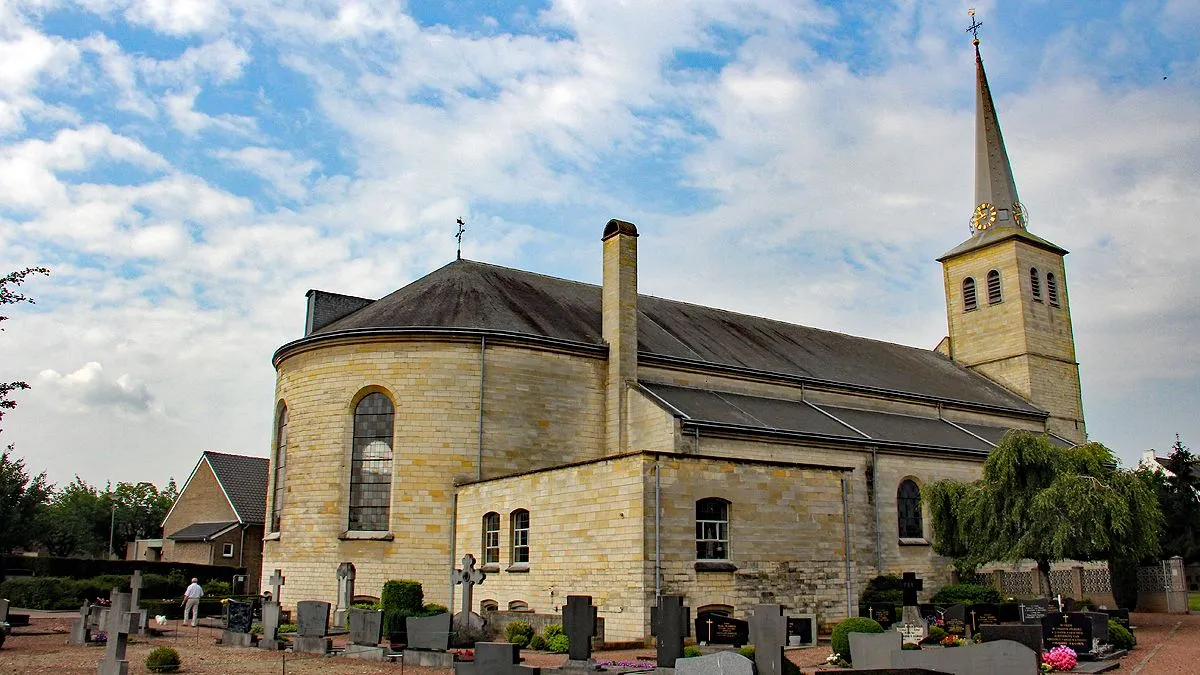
[182,578,204,627]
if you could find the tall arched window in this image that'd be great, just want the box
[987,269,1003,304]
[270,406,287,533]
[482,512,500,565]
[1030,267,1042,301]
[510,509,530,564]
[696,498,730,560]
[349,392,394,531]
[962,277,977,312]
[897,480,923,539]
[1047,272,1060,307]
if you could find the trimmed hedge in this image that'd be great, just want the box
[504,621,534,647]
[0,573,218,610]
[929,583,1001,606]
[381,579,428,635]
[831,617,884,662]
[1107,620,1136,650]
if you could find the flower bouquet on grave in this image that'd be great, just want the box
[450,648,474,662]
[1041,645,1077,671]
[939,635,966,648]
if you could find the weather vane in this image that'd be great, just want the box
[966,8,983,45]
[455,218,466,260]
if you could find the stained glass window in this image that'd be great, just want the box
[270,406,287,533]
[898,480,923,538]
[349,393,394,531]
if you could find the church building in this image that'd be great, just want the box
[261,41,1085,641]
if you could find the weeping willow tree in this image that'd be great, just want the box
[924,431,1162,595]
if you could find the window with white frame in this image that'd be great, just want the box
[482,512,500,565]
[510,509,530,564]
[222,542,234,558]
[696,498,729,560]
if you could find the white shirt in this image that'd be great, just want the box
[184,583,204,599]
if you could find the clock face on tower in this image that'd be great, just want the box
[971,202,998,231]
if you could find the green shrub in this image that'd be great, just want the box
[202,580,231,596]
[861,575,905,605]
[504,621,534,647]
[381,580,426,634]
[529,635,547,651]
[1107,620,1136,650]
[922,626,947,644]
[831,617,884,663]
[902,641,922,650]
[736,645,754,660]
[421,603,448,616]
[682,645,702,658]
[352,601,382,610]
[545,633,569,654]
[543,624,563,639]
[145,646,181,672]
[930,583,1001,606]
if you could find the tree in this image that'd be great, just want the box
[0,448,51,556]
[924,431,1162,593]
[38,477,111,557]
[0,267,50,430]
[108,479,177,557]
[1142,435,1200,563]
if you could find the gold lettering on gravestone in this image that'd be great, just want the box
[714,622,738,640]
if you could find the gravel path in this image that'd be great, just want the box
[2,612,1197,673]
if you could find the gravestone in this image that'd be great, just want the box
[941,604,967,637]
[293,600,332,654]
[675,650,755,675]
[696,613,748,646]
[787,613,817,647]
[1041,612,1092,655]
[266,569,285,604]
[1101,608,1131,632]
[97,591,139,675]
[334,562,355,628]
[407,612,451,650]
[1082,611,1109,645]
[897,622,927,645]
[452,554,487,634]
[1061,597,1077,612]
[128,570,147,634]
[1020,599,1051,624]
[997,602,1022,623]
[220,599,257,647]
[259,569,286,651]
[88,604,107,630]
[69,600,91,645]
[901,572,923,607]
[967,603,1000,634]
[563,595,598,664]
[345,608,386,661]
[898,572,928,641]
[453,641,542,674]
[0,597,7,624]
[866,603,896,628]
[849,630,901,669]
[749,604,787,675]
[979,623,1043,654]
[651,595,689,667]
[892,638,1038,674]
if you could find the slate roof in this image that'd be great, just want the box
[203,452,269,525]
[309,259,1041,415]
[937,226,1067,261]
[166,521,239,541]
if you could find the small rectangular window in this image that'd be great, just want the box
[510,510,530,564]
[222,543,234,558]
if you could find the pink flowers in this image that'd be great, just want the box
[1042,645,1078,671]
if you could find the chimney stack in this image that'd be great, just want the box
[602,219,638,455]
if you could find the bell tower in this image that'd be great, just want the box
[937,31,1086,444]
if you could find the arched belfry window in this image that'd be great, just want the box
[897,479,923,539]
[349,392,394,531]
[696,498,730,560]
[1047,273,1060,307]
[987,270,1003,304]
[482,512,500,565]
[270,405,287,533]
[962,277,977,312]
[1030,268,1042,301]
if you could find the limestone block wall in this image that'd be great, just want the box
[263,337,608,614]
[453,455,648,641]
[162,462,238,564]
[627,387,678,454]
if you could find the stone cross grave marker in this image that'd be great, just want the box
[749,604,788,675]
[334,562,356,628]
[898,571,927,640]
[69,600,91,645]
[453,554,486,632]
[651,595,689,667]
[128,570,147,634]
[260,600,283,650]
[97,591,138,675]
[267,569,285,603]
[563,595,597,662]
[0,597,7,624]
[901,572,923,607]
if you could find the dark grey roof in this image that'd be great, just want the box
[204,452,269,525]
[310,259,1041,414]
[167,521,239,541]
[643,382,1001,453]
[937,226,1067,261]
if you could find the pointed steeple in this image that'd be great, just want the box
[970,43,1027,233]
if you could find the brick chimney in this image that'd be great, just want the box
[602,219,638,455]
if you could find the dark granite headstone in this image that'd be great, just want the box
[787,614,816,647]
[1061,597,1077,613]
[749,604,787,675]
[979,623,1043,654]
[651,595,690,667]
[1082,611,1109,644]
[696,613,749,646]
[867,603,896,628]
[892,638,1038,673]
[1020,599,1051,624]
[997,602,1021,623]
[226,599,254,634]
[942,604,967,636]
[1101,608,1131,632]
[968,603,1000,633]
[453,642,541,675]
[1042,612,1092,654]
[563,595,597,662]
[406,612,449,650]
[901,572,923,606]
[351,608,385,647]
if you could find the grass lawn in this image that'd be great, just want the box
[1190,592,1200,612]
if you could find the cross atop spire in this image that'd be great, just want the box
[966,9,983,45]
[968,21,1027,235]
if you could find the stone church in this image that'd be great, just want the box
[261,42,1085,642]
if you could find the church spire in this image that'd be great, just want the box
[969,26,1026,233]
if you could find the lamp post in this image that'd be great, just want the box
[109,502,116,560]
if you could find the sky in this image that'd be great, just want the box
[1,0,1197,489]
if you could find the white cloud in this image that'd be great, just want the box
[123,0,230,36]
[163,86,257,136]
[212,146,319,201]
[38,361,160,416]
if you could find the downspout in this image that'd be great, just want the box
[478,336,486,481]
[841,475,854,619]
[872,446,881,573]
[654,460,661,601]
[449,490,458,618]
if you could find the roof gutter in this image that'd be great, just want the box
[679,418,993,459]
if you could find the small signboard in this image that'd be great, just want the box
[695,613,749,647]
